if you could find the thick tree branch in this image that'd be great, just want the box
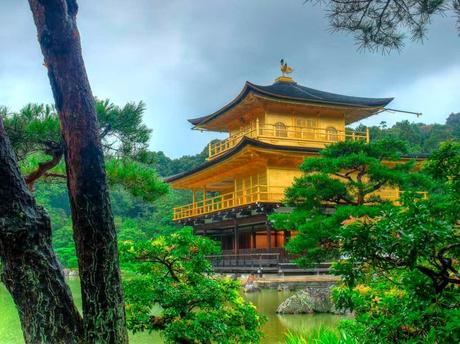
[24,149,63,191]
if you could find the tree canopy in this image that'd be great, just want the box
[306,0,460,52]
[355,113,460,153]
[271,138,427,266]
[1,99,167,202]
[332,145,460,343]
[120,228,265,344]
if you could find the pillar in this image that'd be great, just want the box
[266,221,272,252]
[233,219,239,254]
[284,230,291,244]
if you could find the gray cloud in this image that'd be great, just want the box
[1,0,459,157]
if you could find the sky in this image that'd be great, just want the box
[1,0,460,158]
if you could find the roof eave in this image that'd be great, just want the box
[164,137,321,184]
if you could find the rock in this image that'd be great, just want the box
[276,287,338,314]
[277,284,291,292]
[244,283,261,293]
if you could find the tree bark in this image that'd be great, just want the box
[0,118,83,343]
[28,1,128,342]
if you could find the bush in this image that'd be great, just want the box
[120,228,265,343]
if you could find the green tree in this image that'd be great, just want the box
[305,0,460,52]
[330,147,460,343]
[1,100,168,276]
[120,228,265,344]
[0,98,151,190]
[271,138,426,266]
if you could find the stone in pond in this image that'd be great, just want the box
[244,283,261,293]
[276,287,338,314]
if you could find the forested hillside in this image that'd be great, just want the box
[356,112,460,153]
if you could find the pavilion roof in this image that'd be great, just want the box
[189,79,394,127]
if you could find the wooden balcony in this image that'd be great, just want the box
[173,184,285,221]
[208,121,369,160]
[173,187,429,221]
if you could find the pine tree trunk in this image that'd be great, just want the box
[27,1,128,342]
[0,118,84,343]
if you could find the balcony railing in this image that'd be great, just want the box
[208,121,369,160]
[173,184,285,221]
[174,187,430,221]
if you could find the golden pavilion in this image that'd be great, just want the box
[165,63,397,268]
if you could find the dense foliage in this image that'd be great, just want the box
[0,100,153,190]
[32,180,189,268]
[333,193,460,343]
[277,138,460,343]
[137,140,213,177]
[271,138,427,266]
[355,113,460,153]
[120,228,265,344]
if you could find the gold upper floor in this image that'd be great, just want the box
[189,74,391,160]
[207,115,369,160]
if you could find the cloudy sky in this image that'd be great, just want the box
[1,0,460,158]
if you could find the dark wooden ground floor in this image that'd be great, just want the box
[182,204,331,274]
[190,212,317,273]
[193,213,292,254]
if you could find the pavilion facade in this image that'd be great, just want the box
[165,66,396,268]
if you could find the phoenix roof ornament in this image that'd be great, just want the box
[280,59,293,76]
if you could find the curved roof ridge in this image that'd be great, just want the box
[188,80,394,127]
[188,81,253,126]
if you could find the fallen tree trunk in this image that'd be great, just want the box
[0,118,84,343]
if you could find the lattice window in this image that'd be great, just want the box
[326,127,338,141]
[274,122,287,137]
[295,118,316,138]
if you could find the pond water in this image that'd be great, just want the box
[0,279,342,343]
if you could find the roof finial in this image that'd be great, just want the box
[275,59,296,84]
[280,59,293,76]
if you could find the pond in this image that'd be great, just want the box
[0,279,342,343]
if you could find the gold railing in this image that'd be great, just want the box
[174,187,430,221]
[208,121,369,160]
[173,184,285,221]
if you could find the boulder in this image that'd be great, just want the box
[277,284,292,292]
[244,283,261,293]
[276,287,337,314]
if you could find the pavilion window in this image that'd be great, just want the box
[295,118,317,139]
[274,122,287,137]
[326,127,338,141]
